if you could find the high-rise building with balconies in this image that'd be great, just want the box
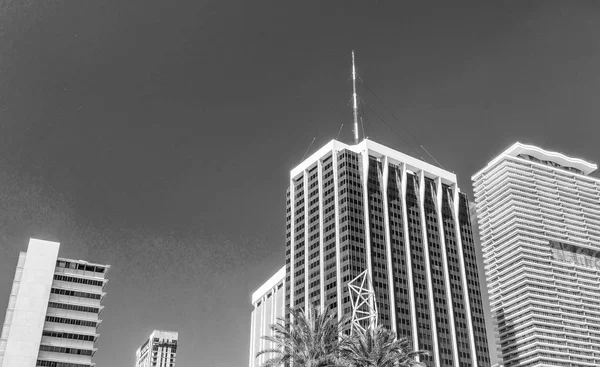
[473,142,600,367]
[285,138,490,367]
[0,238,110,367]
[135,330,178,367]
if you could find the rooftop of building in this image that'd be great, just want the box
[251,266,285,305]
[150,330,179,339]
[23,238,111,275]
[472,142,598,180]
[291,138,457,185]
[56,257,111,268]
[137,330,179,353]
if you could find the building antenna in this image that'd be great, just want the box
[300,137,316,163]
[336,124,344,140]
[352,50,360,144]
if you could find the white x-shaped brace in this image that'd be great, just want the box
[348,269,378,335]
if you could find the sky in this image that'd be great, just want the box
[1,0,600,366]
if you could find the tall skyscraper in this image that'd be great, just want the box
[249,267,285,367]
[0,238,110,367]
[285,138,490,367]
[135,330,178,367]
[473,142,600,367]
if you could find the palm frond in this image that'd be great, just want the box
[339,326,429,367]
[256,305,346,367]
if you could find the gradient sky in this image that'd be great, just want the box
[1,1,600,366]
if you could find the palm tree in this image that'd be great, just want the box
[257,305,348,367]
[339,326,428,367]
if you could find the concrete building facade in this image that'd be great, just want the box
[0,238,110,367]
[473,142,600,367]
[285,139,490,367]
[248,267,285,367]
[135,330,178,367]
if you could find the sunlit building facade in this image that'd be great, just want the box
[285,139,490,367]
[248,267,285,367]
[0,238,110,367]
[135,330,178,367]
[473,142,600,367]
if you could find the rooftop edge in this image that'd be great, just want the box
[472,142,598,180]
[290,139,457,185]
[251,266,285,305]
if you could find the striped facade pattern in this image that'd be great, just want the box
[473,143,600,367]
[0,239,109,367]
[285,139,490,367]
[249,268,285,367]
[38,259,108,367]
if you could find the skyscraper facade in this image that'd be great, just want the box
[135,330,178,367]
[249,267,285,367]
[0,238,110,367]
[473,142,600,367]
[285,139,490,367]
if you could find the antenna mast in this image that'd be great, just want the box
[352,50,359,144]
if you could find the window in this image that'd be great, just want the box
[51,288,101,300]
[42,330,96,341]
[39,345,93,356]
[37,361,92,367]
[54,274,104,287]
[46,315,98,328]
[48,301,99,314]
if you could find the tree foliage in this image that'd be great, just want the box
[257,306,347,367]
[339,326,428,367]
[257,306,428,367]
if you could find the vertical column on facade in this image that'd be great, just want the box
[259,294,267,367]
[381,156,397,334]
[399,164,419,354]
[304,170,310,310]
[360,149,375,315]
[270,287,276,339]
[318,159,326,311]
[452,184,478,367]
[332,149,343,321]
[436,178,460,367]
[289,178,296,313]
[417,170,440,367]
[249,310,256,367]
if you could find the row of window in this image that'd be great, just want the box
[46,315,98,328]
[48,302,100,314]
[54,274,104,287]
[56,260,106,274]
[42,330,96,341]
[51,288,101,300]
[39,345,93,356]
[37,361,91,367]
